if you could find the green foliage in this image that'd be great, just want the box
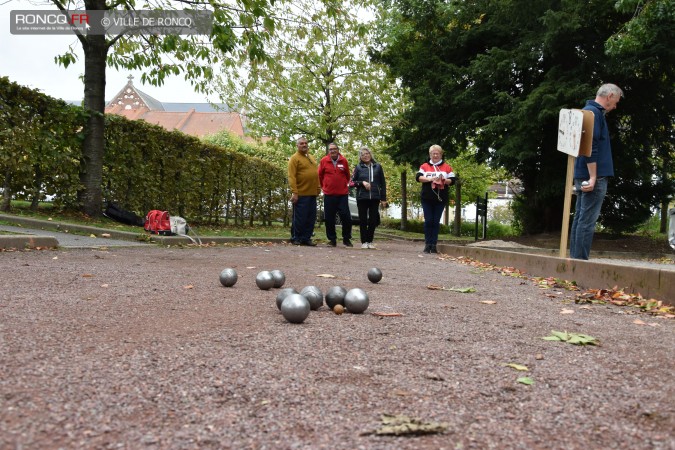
[216,0,407,151]
[373,0,674,234]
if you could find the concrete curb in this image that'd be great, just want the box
[438,244,674,305]
[0,235,59,250]
[0,213,291,247]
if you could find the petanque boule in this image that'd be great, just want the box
[300,285,324,310]
[219,268,238,287]
[344,288,369,314]
[325,286,347,309]
[270,269,286,288]
[281,294,311,324]
[255,271,275,290]
[367,267,383,283]
[276,287,299,310]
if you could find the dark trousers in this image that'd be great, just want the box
[357,199,380,243]
[422,199,445,245]
[324,195,352,243]
[291,196,317,243]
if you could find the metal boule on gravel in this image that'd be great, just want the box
[344,288,369,314]
[276,287,299,310]
[219,268,238,287]
[281,294,311,324]
[255,271,275,290]
[300,285,324,310]
[367,267,383,283]
[325,286,347,309]
[270,270,286,288]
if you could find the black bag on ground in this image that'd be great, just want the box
[104,202,144,227]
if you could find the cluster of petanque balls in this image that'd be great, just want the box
[218,267,383,324]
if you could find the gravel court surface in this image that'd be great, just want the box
[1,241,673,449]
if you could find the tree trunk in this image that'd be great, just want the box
[79,6,108,217]
[660,199,669,234]
[400,171,407,231]
[1,168,12,212]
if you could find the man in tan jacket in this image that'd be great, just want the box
[288,136,320,246]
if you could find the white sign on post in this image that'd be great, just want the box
[557,109,584,156]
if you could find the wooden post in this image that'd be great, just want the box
[559,155,575,257]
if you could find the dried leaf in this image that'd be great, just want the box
[560,309,575,314]
[183,285,194,289]
[633,319,646,325]
[479,300,497,305]
[517,377,534,385]
[363,414,448,436]
[89,234,97,238]
[427,284,445,291]
[100,284,109,288]
[371,312,403,317]
[81,274,94,278]
[316,273,336,278]
[503,363,529,371]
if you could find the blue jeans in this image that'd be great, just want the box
[422,199,446,245]
[291,196,317,243]
[570,177,608,260]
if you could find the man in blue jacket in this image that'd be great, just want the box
[570,83,623,260]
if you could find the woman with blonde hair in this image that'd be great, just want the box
[351,147,387,249]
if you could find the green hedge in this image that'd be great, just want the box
[0,77,288,225]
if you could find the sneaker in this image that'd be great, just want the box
[291,240,302,246]
[361,243,369,249]
[301,240,317,247]
[430,245,438,254]
[343,240,353,247]
[367,242,376,249]
[328,240,337,247]
[423,244,431,254]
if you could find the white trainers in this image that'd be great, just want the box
[361,243,369,249]
[367,242,376,249]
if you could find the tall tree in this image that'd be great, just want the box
[605,0,675,232]
[50,0,275,217]
[374,0,671,233]
[215,0,405,150]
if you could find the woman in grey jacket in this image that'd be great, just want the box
[351,147,387,249]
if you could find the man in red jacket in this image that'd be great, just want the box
[318,142,353,247]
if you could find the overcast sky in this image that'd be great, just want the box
[1,1,216,103]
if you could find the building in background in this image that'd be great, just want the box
[105,75,248,140]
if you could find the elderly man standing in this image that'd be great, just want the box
[570,83,623,260]
[288,136,320,246]
[319,142,353,247]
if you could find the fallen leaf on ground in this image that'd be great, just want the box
[517,377,534,385]
[371,312,403,317]
[480,300,497,305]
[543,330,598,346]
[81,274,94,278]
[316,273,336,278]
[246,266,256,269]
[89,234,97,238]
[100,284,109,288]
[183,285,194,289]
[362,414,448,436]
[101,233,111,238]
[503,363,529,371]
[560,309,575,314]
[426,285,476,293]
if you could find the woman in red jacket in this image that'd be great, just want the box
[416,144,456,254]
